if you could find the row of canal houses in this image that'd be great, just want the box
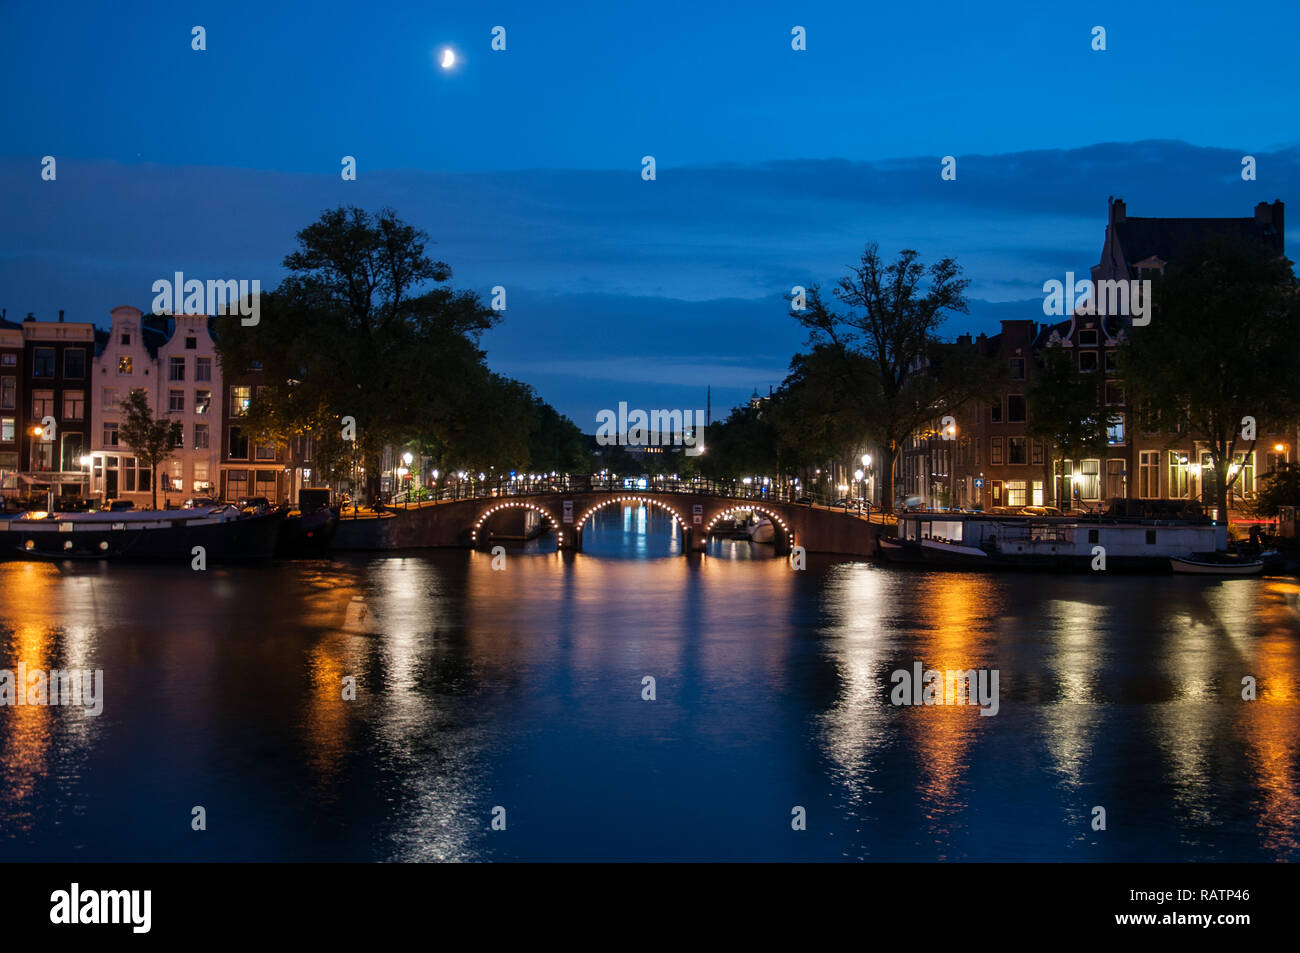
[0,305,307,507]
[899,197,1291,515]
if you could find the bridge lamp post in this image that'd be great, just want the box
[854,469,865,514]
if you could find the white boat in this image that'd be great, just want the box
[747,517,775,544]
[880,500,1227,572]
[1170,555,1263,575]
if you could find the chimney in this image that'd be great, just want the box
[58,309,65,322]
[1110,196,1126,223]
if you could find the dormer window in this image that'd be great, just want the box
[1077,329,1099,347]
[120,332,132,346]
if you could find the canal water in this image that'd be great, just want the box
[1,503,1297,861]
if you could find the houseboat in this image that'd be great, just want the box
[879,499,1228,573]
[0,505,286,562]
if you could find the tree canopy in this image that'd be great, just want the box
[793,244,1001,507]
[215,206,588,497]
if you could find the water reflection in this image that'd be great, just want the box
[0,529,1297,861]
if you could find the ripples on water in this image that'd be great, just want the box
[0,503,1297,861]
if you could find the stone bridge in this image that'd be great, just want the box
[333,490,888,558]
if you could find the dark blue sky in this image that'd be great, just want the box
[2,0,1296,427]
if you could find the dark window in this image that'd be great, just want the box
[64,348,86,378]
[228,427,249,459]
[120,332,131,346]
[185,336,197,350]
[1079,351,1099,372]
[1078,329,1099,346]
[990,399,1002,424]
[1008,358,1025,380]
[991,437,1004,465]
[33,347,55,378]
[1007,395,1027,423]
[1008,437,1027,465]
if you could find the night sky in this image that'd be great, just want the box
[2,0,1296,427]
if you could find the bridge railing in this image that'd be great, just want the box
[375,477,874,517]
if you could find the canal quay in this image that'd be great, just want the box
[1,495,1296,863]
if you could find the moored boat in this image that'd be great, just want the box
[747,517,775,544]
[1170,554,1264,575]
[879,500,1228,573]
[0,506,286,562]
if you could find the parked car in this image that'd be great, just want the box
[182,497,222,509]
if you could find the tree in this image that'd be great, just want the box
[216,206,499,503]
[794,244,1001,510]
[1253,461,1300,518]
[118,388,181,509]
[1026,344,1115,507]
[1119,234,1300,520]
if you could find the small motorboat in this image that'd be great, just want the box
[747,517,775,544]
[1170,553,1264,575]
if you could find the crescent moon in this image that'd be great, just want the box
[440,49,455,69]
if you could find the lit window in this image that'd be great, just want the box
[1107,414,1125,445]
[1006,480,1027,506]
[63,390,85,420]
[118,356,133,375]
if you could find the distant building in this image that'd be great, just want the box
[931,198,1290,515]
[218,365,296,503]
[19,311,96,499]
[86,307,225,505]
[0,315,24,484]
[87,305,167,503]
[154,313,223,501]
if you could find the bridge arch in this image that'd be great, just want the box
[470,500,564,548]
[703,503,796,555]
[574,494,689,531]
